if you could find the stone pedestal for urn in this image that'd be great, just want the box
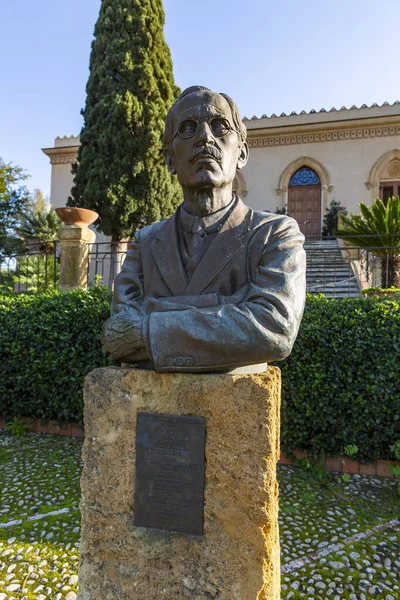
[78,366,281,600]
[56,207,98,291]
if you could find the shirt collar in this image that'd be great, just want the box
[180,196,236,234]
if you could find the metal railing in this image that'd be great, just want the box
[0,242,60,294]
[86,241,130,289]
[2,235,398,298]
[88,235,400,297]
[305,234,400,297]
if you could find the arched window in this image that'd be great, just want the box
[289,167,321,186]
[379,158,400,203]
[366,150,400,202]
[379,181,400,204]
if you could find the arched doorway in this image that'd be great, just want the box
[288,167,321,238]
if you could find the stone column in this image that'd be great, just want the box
[78,367,281,600]
[57,225,96,291]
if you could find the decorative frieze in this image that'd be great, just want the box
[49,154,77,165]
[248,125,400,148]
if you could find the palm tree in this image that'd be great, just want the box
[17,207,61,252]
[337,196,400,288]
[14,207,62,291]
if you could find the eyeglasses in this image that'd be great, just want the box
[173,117,238,140]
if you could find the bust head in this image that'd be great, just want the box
[164,86,249,193]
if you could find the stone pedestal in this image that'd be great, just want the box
[78,367,281,600]
[57,225,96,291]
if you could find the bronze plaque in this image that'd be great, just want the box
[134,412,205,535]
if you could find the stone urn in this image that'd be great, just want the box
[55,206,99,227]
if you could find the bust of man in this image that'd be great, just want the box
[102,85,306,372]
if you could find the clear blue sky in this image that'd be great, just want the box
[1,0,400,198]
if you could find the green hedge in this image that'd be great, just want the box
[276,295,400,462]
[0,288,111,423]
[0,290,399,461]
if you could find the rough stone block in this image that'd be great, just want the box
[58,224,95,291]
[78,366,281,600]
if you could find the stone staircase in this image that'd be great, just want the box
[304,239,361,298]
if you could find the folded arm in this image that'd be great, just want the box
[144,221,306,371]
[104,218,306,370]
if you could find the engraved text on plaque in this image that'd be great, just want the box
[134,412,205,535]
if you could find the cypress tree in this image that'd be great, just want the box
[68,0,181,243]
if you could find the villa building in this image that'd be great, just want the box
[43,101,400,240]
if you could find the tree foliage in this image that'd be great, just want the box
[68,0,182,242]
[322,199,344,237]
[0,159,31,260]
[337,196,400,287]
[12,207,62,292]
[29,188,49,214]
[17,207,61,249]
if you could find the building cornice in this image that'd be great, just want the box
[247,116,400,148]
[42,146,79,165]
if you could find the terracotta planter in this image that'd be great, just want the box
[55,206,99,227]
[363,290,400,298]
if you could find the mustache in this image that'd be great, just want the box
[189,146,222,164]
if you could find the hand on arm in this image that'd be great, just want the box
[102,305,148,363]
[146,217,306,371]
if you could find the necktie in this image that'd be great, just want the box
[188,218,205,258]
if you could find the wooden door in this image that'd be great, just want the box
[288,184,321,238]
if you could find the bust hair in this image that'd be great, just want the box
[163,85,247,149]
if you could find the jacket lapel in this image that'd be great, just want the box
[151,213,188,296]
[185,199,253,295]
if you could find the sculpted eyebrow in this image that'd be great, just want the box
[180,106,225,120]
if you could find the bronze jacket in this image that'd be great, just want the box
[112,199,306,372]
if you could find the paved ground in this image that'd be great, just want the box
[0,432,399,599]
[279,466,400,599]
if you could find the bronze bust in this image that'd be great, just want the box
[102,86,306,372]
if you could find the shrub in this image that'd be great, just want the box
[321,199,344,237]
[0,287,111,423]
[276,294,400,462]
[0,290,399,461]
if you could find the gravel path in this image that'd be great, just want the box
[278,466,400,599]
[0,432,398,599]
